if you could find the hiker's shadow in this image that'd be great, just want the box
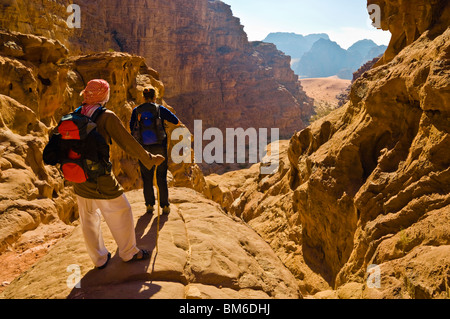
[135,212,169,257]
[67,213,169,299]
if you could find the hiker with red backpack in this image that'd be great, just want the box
[130,88,180,215]
[44,79,164,269]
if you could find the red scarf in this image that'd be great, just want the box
[81,104,100,118]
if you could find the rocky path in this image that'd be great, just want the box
[1,188,301,299]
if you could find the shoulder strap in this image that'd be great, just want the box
[72,105,106,122]
[156,104,161,119]
[90,107,107,123]
[137,103,159,116]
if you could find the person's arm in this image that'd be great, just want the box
[160,106,180,125]
[105,112,164,170]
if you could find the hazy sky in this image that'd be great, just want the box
[221,0,391,49]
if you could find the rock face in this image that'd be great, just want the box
[2,0,314,139]
[205,141,334,294]
[1,188,301,299]
[329,23,450,297]
[103,0,314,138]
[0,1,303,298]
[0,29,205,255]
[2,0,449,300]
[370,0,450,66]
[204,1,450,298]
[0,31,76,254]
[0,0,72,46]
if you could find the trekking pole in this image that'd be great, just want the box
[153,165,160,255]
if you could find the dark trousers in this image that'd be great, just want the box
[139,144,169,208]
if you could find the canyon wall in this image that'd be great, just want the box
[0,0,72,45]
[2,0,314,139]
[2,0,449,299]
[0,31,76,253]
[87,0,314,138]
[370,0,450,65]
[206,1,450,298]
[0,1,306,297]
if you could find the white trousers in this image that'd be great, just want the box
[76,194,140,267]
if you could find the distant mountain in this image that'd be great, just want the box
[263,32,387,80]
[263,32,330,61]
[348,39,387,63]
[297,38,353,78]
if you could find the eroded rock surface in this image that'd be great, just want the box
[2,0,314,139]
[1,188,301,299]
[203,1,450,299]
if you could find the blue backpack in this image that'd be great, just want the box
[132,103,167,145]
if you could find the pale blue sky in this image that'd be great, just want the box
[221,0,391,49]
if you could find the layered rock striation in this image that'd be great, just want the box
[0,31,76,253]
[0,0,308,298]
[2,0,449,300]
[205,1,450,298]
[3,0,314,139]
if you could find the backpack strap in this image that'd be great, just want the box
[155,104,161,120]
[90,106,107,123]
[137,103,159,114]
[74,106,83,114]
[73,105,106,122]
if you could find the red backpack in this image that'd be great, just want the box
[44,107,111,183]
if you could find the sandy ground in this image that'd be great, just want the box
[300,76,351,105]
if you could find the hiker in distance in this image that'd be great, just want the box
[130,87,180,215]
[44,79,165,270]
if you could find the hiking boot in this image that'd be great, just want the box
[146,205,154,214]
[162,205,170,215]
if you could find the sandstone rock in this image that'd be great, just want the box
[97,0,314,138]
[205,141,332,295]
[0,30,207,259]
[1,188,301,299]
[1,0,449,301]
[0,0,72,49]
[2,0,314,142]
[0,93,77,253]
[284,26,450,294]
[203,1,450,299]
[57,51,207,194]
[0,30,70,119]
[369,0,450,66]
